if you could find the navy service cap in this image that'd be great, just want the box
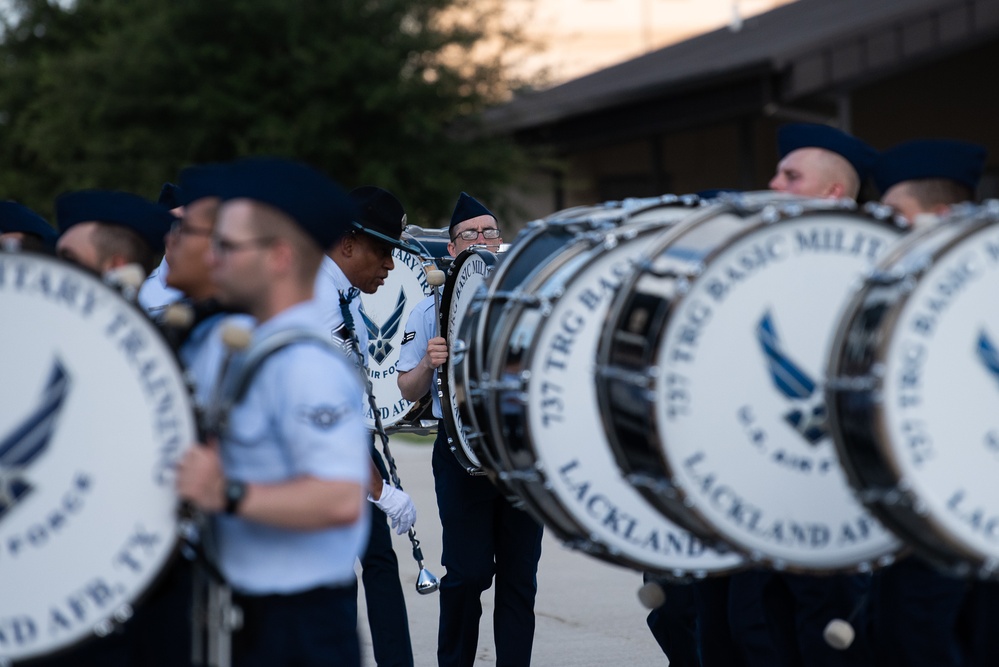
[874,139,988,194]
[217,157,356,250]
[449,192,495,234]
[0,201,58,249]
[178,163,232,206]
[55,190,177,254]
[778,123,878,182]
[348,186,421,255]
[157,182,182,209]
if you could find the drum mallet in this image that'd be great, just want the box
[186,322,252,667]
[637,579,667,610]
[427,269,446,337]
[103,263,147,304]
[822,583,872,651]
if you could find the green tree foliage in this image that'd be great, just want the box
[0,0,536,225]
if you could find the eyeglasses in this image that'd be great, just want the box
[210,236,276,256]
[452,228,501,242]
[169,219,213,238]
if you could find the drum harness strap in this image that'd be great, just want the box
[185,325,338,667]
[338,288,438,593]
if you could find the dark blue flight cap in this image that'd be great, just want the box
[55,190,176,254]
[348,186,421,255]
[0,201,58,249]
[217,156,355,249]
[449,192,495,234]
[778,123,878,182]
[178,163,231,206]
[695,188,740,199]
[874,139,988,194]
[158,182,182,209]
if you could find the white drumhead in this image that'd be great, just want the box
[441,249,495,470]
[656,212,903,571]
[527,222,743,574]
[0,253,195,662]
[880,219,999,571]
[359,244,437,429]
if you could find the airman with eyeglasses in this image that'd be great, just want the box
[399,192,543,667]
[447,207,504,256]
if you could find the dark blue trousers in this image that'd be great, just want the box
[232,585,359,667]
[431,429,544,667]
[362,447,414,667]
[960,580,999,666]
[645,577,699,666]
[870,556,969,667]
[729,570,872,667]
[693,576,747,667]
[728,570,787,667]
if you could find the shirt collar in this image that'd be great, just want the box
[319,254,354,296]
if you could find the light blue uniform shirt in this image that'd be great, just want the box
[211,300,371,595]
[179,312,256,408]
[138,257,183,317]
[313,254,369,368]
[397,293,442,419]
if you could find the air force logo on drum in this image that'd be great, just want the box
[0,360,71,520]
[362,289,407,365]
[756,311,828,445]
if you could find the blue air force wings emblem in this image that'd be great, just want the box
[977,329,999,388]
[362,289,407,365]
[0,359,71,520]
[756,310,827,444]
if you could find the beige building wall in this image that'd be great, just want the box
[498,0,796,227]
[509,0,796,84]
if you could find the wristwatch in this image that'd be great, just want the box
[224,479,247,515]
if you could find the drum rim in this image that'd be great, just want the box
[438,246,499,472]
[464,222,597,475]
[595,202,743,545]
[494,217,747,575]
[827,210,999,578]
[599,205,909,573]
[0,250,192,660]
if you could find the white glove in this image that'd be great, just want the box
[369,482,417,535]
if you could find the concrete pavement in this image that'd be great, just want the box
[357,435,670,667]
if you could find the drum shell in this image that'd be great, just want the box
[481,201,745,576]
[438,247,499,474]
[360,229,446,433]
[598,202,754,544]
[456,196,691,484]
[599,194,907,573]
[0,251,195,662]
[827,203,999,578]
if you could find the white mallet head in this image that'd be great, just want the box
[105,263,146,292]
[221,323,252,352]
[637,581,666,610]
[426,269,446,287]
[823,619,855,650]
[161,302,195,329]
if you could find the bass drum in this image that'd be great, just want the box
[359,228,449,433]
[827,201,999,578]
[598,192,907,574]
[480,197,746,577]
[438,246,500,475]
[453,196,695,485]
[0,251,196,663]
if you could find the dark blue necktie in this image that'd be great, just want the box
[338,287,360,334]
